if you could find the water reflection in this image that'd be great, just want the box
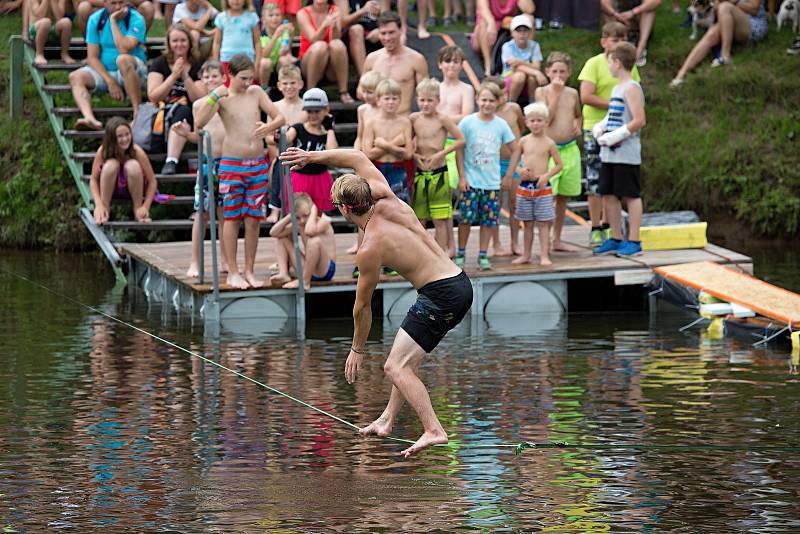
[2,251,800,531]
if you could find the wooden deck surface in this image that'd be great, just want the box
[119,225,752,294]
[656,261,800,326]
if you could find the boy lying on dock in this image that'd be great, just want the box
[269,192,336,289]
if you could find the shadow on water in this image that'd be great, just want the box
[2,249,800,531]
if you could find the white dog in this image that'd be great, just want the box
[688,0,716,40]
[778,0,800,34]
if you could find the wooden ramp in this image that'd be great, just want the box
[655,261,800,327]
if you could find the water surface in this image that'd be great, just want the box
[2,250,800,532]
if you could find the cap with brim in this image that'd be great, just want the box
[511,14,532,30]
[302,87,329,110]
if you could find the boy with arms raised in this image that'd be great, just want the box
[266,64,306,223]
[410,78,465,252]
[363,78,414,204]
[196,54,285,289]
[578,21,641,246]
[511,102,563,266]
[269,192,336,289]
[455,80,519,271]
[534,51,582,253]
[171,60,229,278]
[593,42,646,258]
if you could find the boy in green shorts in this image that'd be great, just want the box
[410,78,465,252]
[26,0,75,66]
[534,51,582,252]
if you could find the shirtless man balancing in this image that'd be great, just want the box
[363,11,428,115]
[280,146,474,458]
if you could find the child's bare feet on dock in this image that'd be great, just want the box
[269,273,290,286]
[540,257,553,267]
[244,271,263,288]
[227,272,250,289]
[400,429,448,458]
[552,240,578,252]
[359,417,393,437]
[511,255,532,265]
[283,279,310,290]
[186,263,199,278]
[512,245,523,256]
[493,247,513,257]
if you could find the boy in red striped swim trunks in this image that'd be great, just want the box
[511,102,563,267]
[196,54,285,289]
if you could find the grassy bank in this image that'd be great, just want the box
[1,4,798,250]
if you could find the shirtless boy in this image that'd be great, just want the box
[269,192,336,289]
[410,78,465,251]
[511,102,563,266]
[196,54,285,289]
[363,11,428,115]
[26,0,75,65]
[279,146,473,458]
[534,51,582,252]
[267,64,306,223]
[171,60,229,278]
[363,78,414,204]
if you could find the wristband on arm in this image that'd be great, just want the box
[206,91,220,106]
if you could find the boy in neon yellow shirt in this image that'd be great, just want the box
[578,21,640,246]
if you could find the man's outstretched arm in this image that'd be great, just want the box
[280,147,394,200]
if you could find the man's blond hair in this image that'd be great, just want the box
[376,78,402,98]
[415,77,440,99]
[330,174,373,215]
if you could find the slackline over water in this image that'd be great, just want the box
[5,268,799,456]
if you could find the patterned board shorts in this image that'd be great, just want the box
[218,156,269,220]
[458,188,499,227]
[515,180,555,222]
[582,128,601,196]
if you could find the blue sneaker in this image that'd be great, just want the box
[593,238,621,255]
[616,241,643,257]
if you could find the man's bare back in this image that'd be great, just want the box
[364,47,427,115]
[536,85,581,144]
[359,196,461,289]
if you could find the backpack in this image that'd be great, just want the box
[490,29,512,76]
[131,98,187,152]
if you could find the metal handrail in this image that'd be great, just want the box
[279,127,305,321]
[196,129,220,303]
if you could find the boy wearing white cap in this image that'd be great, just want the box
[502,14,547,102]
[284,87,339,213]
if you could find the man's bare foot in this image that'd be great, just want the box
[244,271,263,288]
[34,54,47,65]
[283,279,310,290]
[346,243,359,254]
[61,54,76,64]
[269,273,291,286]
[552,240,578,252]
[540,257,553,267]
[493,247,513,257]
[511,255,532,265]
[227,272,250,289]
[186,263,199,278]
[400,429,448,458]
[359,417,393,437]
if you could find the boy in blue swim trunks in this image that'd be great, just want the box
[456,80,519,271]
[196,53,285,289]
[363,78,414,205]
[269,193,337,289]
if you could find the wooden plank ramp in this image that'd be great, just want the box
[119,225,753,295]
[655,261,800,327]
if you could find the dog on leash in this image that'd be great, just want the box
[778,0,800,34]
[688,0,716,40]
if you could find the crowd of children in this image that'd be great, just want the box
[75,2,647,289]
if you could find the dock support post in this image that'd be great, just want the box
[204,131,221,310]
[9,36,23,119]
[197,132,206,285]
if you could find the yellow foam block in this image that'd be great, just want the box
[640,222,708,251]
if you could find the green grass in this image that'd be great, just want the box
[1,3,799,250]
